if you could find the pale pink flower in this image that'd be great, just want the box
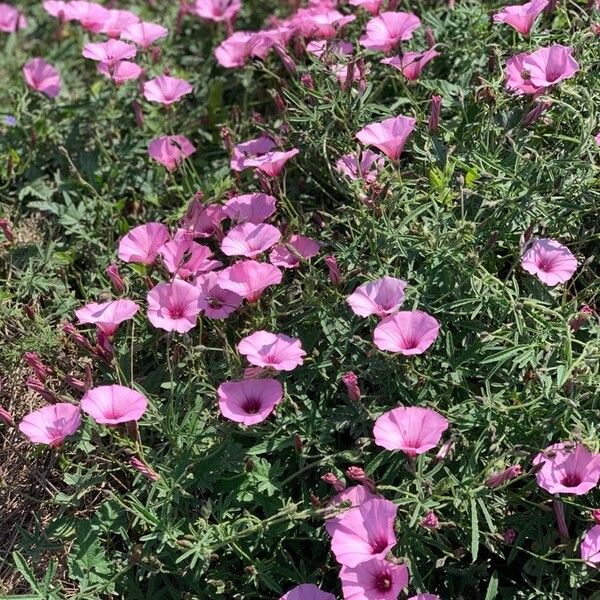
[217,378,283,425]
[146,279,202,333]
[158,239,221,277]
[340,558,409,600]
[238,331,306,371]
[341,372,361,402]
[181,199,226,238]
[82,40,137,67]
[335,150,384,182]
[373,310,440,355]
[221,222,282,258]
[595,133,600,146]
[193,0,241,22]
[493,0,548,35]
[356,115,416,161]
[218,260,283,302]
[306,39,353,60]
[408,596,441,600]
[581,525,600,567]
[148,135,196,170]
[81,384,148,424]
[533,442,600,496]
[121,22,169,49]
[223,192,277,224]
[505,52,545,95]
[280,584,335,600]
[381,48,439,81]
[67,1,109,32]
[195,271,243,319]
[215,31,272,68]
[486,465,522,488]
[373,406,449,456]
[0,3,27,31]
[23,58,61,98]
[255,24,296,49]
[43,1,69,19]
[325,497,397,567]
[75,299,139,337]
[118,222,170,265]
[101,8,139,37]
[230,136,299,176]
[269,235,320,269]
[359,11,421,53]
[347,276,407,318]
[521,238,577,286]
[330,485,378,511]
[19,403,81,447]
[349,0,384,16]
[98,60,142,84]
[294,8,356,39]
[522,45,578,88]
[143,75,193,105]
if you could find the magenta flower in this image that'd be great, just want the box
[0,3,27,32]
[325,254,341,285]
[181,201,226,238]
[581,525,600,567]
[75,299,139,337]
[280,584,335,600]
[505,52,545,95]
[373,406,448,456]
[223,192,277,224]
[195,271,243,319]
[147,279,202,333]
[67,1,109,32]
[118,222,170,265]
[158,238,221,278]
[347,276,407,318]
[81,384,148,425]
[192,0,241,23]
[294,8,356,39]
[23,58,61,98]
[359,11,421,53]
[533,442,600,496]
[19,403,81,447]
[356,116,416,161]
[421,510,440,530]
[428,95,442,131]
[325,497,397,567]
[339,558,409,600]
[215,31,272,68]
[330,484,378,510]
[237,331,306,371]
[381,48,439,81]
[148,135,196,170]
[408,596,441,600]
[269,235,320,269]
[349,0,384,16]
[98,60,142,84]
[373,310,440,355]
[217,378,284,425]
[493,0,549,35]
[335,150,384,183]
[121,21,169,49]
[218,259,283,302]
[101,8,140,38]
[143,75,193,105]
[521,238,577,286]
[341,372,362,402]
[231,136,299,176]
[82,39,137,67]
[221,222,282,258]
[595,133,600,146]
[522,45,579,88]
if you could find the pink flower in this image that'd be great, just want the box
[595,133,600,146]
[521,238,577,286]
[381,48,439,81]
[330,485,378,511]
[373,310,440,355]
[505,52,545,95]
[215,31,272,68]
[373,406,449,456]
[67,1,109,32]
[341,372,361,402]
[192,0,241,22]
[218,260,283,302]
[581,525,600,567]
[100,9,140,38]
[158,239,221,277]
[421,510,439,530]
[347,276,407,318]
[339,558,409,600]
[23,58,61,98]
[217,378,283,425]
[533,442,600,496]
[522,45,579,88]
[75,299,139,337]
[130,457,160,481]
[408,596,441,600]
[82,39,137,67]
[221,222,282,258]
[280,584,335,600]
[231,136,299,176]
[121,21,169,49]
[143,75,193,105]
[81,384,148,425]
[428,95,442,131]
[493,0,549,35]
[486,465,522,488]
[105,263,125,293]
[43,1,69,19]
[223,192,277,224]
[19,403,81,447]
[356,116,416,161]
[148,135,196,170]
[294,8,356,39]
[146,279,202,333]
[325,254,341,285]
[269,235,320,268]
[98,60,142,84]
[181,200,226,238]
[0,3,27,32]
[195,271,243,319]
[237,331,306,371]
[325,497,397,567]
[359,11,421,53]
[118,222,170,265]
[306,39,353,60]
[349,0,384,16]
[322,472,346,492]
[335,150,384,183]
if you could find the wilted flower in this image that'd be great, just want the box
[23,352,51,382]
[0,405,15,427]
[217,377,284,425]
[81,384,148,425]
[486,465,522,488]
[421,510,440,530]
[322,472,346,492]
[19,403,81,447]
[346,466,375,491]
[325,254,341,285]
[503,528,517,544]
[428,95,442,131]
[0,218,13,241]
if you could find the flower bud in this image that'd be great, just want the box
[428,95,442,132]
[105,263,125,293]
[341,371,361,402]
[486,465,522,488]
[421,510,440,529]
[324,255,341,285]
[321,472,345,492]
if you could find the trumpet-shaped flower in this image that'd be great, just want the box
[231,136,299,176]
[269,235,320,269]
[0,3,27,31]
[218,260,283,301]
[143,75,192,105]
[98,60,142,84]
[147,279,202,333]
[356,116,416,161]
[121,21,168,48]
[238,331,306,371]
[335,150,384,182]
[349,0,384,16]
[66,1,108,32]
[347,277,407,318]
[19,403,81,447]
[215,31,272,68]
[217,377,283,425]
[359,11,421,53]
[493,0,549,35]
[522,45,578,88]
[280,584,335,600]
[223,193,277,224]
[81,384,148,424]
[339,558,409,600]
[373,310,440,355]
[221,222,282,258]
[148,135,196,170]
[193,0,241,22]
[521,238,577,286]
[581,526,600,567]
[195,271,243,319]
[158,239,221,277]
[75,299,139,337]
[82,39,137,66]
[381,48,439,81]
[294,8,356,39]
[23,58,61,98]
[118,222,170,265]
[100,8,139,37]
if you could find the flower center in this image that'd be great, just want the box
[374,571,393,592]
[370,538,389,555]
[242,398,261,414]
[208,297,223,309]
[169,305,185,319]
[538,259,554,272]
[561,473,582,488]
